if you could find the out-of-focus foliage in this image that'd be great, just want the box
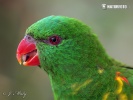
[0,0,133,100]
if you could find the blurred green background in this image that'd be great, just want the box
[0,0,133,100]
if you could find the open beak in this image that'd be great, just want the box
[16,36,40,66]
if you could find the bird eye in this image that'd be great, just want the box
[48,35,61,45]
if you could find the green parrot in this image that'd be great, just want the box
[16,15,133,100]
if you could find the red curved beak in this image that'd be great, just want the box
[16,37,40,66]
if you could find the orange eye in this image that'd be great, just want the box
[48,35,61,45]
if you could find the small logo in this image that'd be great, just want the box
[102,4,107,10]
[102,4,127,10]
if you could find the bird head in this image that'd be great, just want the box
[16,15,103,74]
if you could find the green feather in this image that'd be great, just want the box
[26,15,133,100]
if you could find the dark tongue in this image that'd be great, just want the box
[22,50,37,62]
